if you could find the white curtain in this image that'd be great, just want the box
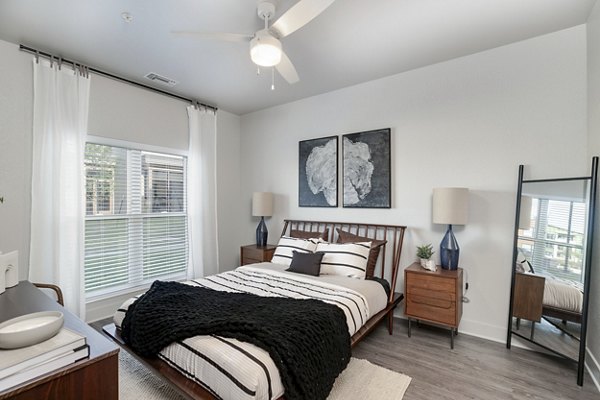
[29,59,90,319]
[187,105,219,278]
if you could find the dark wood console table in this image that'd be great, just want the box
[0,281,119,400]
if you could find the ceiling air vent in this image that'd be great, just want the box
[144,72,178,87]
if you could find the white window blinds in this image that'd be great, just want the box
[84,143,187,295]
[518,198,586,283]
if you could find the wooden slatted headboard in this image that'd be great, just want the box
[281,219,407,304]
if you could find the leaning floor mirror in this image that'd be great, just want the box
[506,157,598,386]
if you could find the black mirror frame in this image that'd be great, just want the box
[506,156,598,386]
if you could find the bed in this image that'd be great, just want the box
[103,219,406,400]
[513,270,583,339]
[540,274,583,325]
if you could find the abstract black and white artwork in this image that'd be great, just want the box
[298,136,338,207]
[343,128,391,208]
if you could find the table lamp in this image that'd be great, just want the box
[252,192,273,246]
[433,188,469,270]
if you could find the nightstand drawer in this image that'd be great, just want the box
[406,294,456,326]
[244,246,268,260]
[242,257,263,265]
[240,244,276,266]
[406,273,455,293]
[406,285,456,302]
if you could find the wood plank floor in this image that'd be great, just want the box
[510,317,579,361]
[353,320,598,400]
[91,317,599,399]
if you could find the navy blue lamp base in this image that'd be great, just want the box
[440,224,460,270]
[256,216,268,247]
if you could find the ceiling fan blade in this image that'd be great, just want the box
[276,52,299,84]
[271,0,335,38]
[171,31,253,43]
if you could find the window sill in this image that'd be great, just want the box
[85,276,188,323]
[86,282,152,304]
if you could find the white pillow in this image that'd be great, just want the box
[271,236,319,266]
[316,241,371,279]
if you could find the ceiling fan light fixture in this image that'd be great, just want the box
[250,30,282,67]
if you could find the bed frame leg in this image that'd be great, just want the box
[388,311,394,334]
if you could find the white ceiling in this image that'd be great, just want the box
[0,0,596,115]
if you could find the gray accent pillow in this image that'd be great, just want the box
[286,251,325,276]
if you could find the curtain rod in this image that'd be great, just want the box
[19,44,218,112]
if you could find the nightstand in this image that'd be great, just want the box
[240,244,277,265]
[404,262,463,349]
[512,272,544,340]
[512,272,544,322]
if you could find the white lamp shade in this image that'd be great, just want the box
[252,192,273,217]
[432,187,469,225]
[519,196,533,230]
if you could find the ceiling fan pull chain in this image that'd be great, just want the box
[271,67,275,91]
[257,66,261,75]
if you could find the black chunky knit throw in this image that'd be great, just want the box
[121,280,351,400]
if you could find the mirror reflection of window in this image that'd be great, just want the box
[517,196,586,284]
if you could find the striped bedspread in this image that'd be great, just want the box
[114,263,386,400]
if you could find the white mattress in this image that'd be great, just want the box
[114,263,388,400]
[542,274,583,314]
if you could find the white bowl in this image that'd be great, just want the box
[0,311,64,349]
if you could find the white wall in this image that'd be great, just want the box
[586,0,600,390]
[0,38,242,320]
[239,25,589,342]
[88,74,189,150]
[0,40,34,280]
[216,110,242,271]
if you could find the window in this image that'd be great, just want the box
[518,197,586,283]
[84,143,188,295]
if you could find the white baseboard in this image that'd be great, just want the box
[391,311,538,351]
[458,318,506,344]
[586,348,600,393]
[393,307,508,343]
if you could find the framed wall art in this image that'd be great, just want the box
[342,128,391,208]
[298,136,338,207]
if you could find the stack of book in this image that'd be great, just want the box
[0,328,89,392]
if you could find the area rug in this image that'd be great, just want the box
[119,351,412,400]
[328,358,412,400]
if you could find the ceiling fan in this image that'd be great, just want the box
[173,0,336,86]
